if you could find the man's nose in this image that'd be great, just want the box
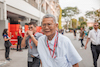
[45,25,49,29]
[29,29,32,31]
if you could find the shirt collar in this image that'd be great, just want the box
[93,29,99,33]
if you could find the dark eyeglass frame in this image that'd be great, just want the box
[42,23,55,28]
[94,25,99,26]
[28,27,33,29]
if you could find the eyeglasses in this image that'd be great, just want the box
[42,23,54,28]
[94,25,99,26]
[28,27,33,29]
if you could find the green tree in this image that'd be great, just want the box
[62,7,79,17]
[85,11,95,19]
[81,22,87,27]
[85,9,100,22]
[63,24,67,30]
[95,10,100,17]
[78,21,81,26]
[79,16,87,27]
[85,10,100,18]
[71,18,77,28]
[96,9,100,22]
[79,16,87,22]
[79,17,84,22]
[89,27,93,30]
[62,7,80,28]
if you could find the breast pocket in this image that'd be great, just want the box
[54,57,68,67]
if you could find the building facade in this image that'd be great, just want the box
[87,22,94,27]
[0,0,60,49]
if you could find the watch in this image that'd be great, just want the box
[31,35,34,37]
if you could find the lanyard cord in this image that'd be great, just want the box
[46,32,58,58]
[29,32,38,49]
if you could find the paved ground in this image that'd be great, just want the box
[65,33,100,67]
[0,33,100,67]
[0,49,27,67]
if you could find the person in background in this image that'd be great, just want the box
[2,29,12,61]
[17,25,23,51]
[21,22,43,67]
[84,29,88,39]
[79,27,85,49]
[85,22,100,67]
[25,39,28,49]
[37,14,82,67]
[73,29,76,39]
[61,29,64,35]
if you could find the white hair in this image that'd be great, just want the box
[42,14,56,23]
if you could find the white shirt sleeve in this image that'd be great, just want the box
[65,38,82,65]
[88,31,91,38]
[37,37,48,67]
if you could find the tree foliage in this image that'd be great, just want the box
[85,11,95,18]
[62,7,80,28]
[62,7,80,18]
[85,9,100,19]
[71,18,77,28]
[63,24,67,30]
[79,16,87,27]
[96,9,100,17]
[79,16,87,22]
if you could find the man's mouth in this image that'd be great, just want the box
[44,31,50,33]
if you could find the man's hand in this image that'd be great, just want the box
[85,45,87,49]
[73,63,79,67]
[85,38,90,50]
[8,37,11,40]
[25,31,29,38]
[21,31,29,48]
[31,55,35,58]
[27,31,33,36]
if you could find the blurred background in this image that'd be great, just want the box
[0,0,100,67]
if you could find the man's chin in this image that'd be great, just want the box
[45,33,55,37]
[45,34,50,36]
[44,33,51,36]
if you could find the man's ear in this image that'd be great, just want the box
[56,23,58,31]
[56,23,58,27]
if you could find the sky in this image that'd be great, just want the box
[59,0,100,21]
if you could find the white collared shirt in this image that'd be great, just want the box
[88,29,100,45]
[37,33,82,67]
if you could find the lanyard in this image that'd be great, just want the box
[29,32,38,49]
[47,32,58,58]
[95,32,98,37]
[29,39,32,49]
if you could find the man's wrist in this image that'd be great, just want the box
[24,36,27,39]
[30,35,34,37]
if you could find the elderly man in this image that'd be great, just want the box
[37,14,82,67]
[85,22,100,67]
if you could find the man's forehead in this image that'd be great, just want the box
[43,18,53,21]
[94,23,99,25]
[29,25,33,27]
